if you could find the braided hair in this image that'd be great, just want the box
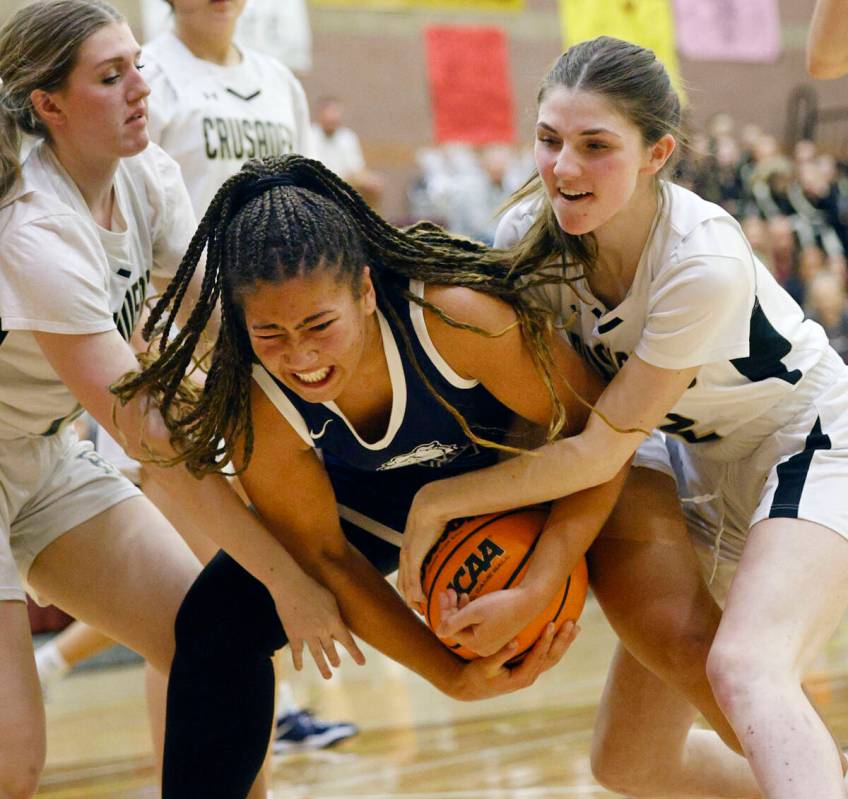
[112,155,577,477]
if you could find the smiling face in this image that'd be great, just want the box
[243,266,377,404]
[38,22,149,161]
[534,87,670,238]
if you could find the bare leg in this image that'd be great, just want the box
[591,467,740,748]
[0,600,45,799]
[27,496,198,672]
[44,620,114,666]
[592,644,759,798]
[588,467,760,797]
[707,519,848,799]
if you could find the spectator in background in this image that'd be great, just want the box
[407,143,531,244]
[311,96,384,207]
[741,214,775,273]
[807,0,848,79]
[767,215,800,293]
[808,272,848,361]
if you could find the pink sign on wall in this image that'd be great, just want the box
[673,0,781,63]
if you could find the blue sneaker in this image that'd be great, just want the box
[273,709,358,752]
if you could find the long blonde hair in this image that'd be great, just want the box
[0,0,123,200]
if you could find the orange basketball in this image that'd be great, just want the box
[420,507,588,661]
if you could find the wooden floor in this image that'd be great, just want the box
[35,598,848,799]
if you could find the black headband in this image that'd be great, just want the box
[229,174,298,217]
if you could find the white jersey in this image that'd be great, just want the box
[496,182,830,459]
[143,31,312,218]
[0,141,196,439]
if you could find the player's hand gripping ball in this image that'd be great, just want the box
[420,507,588,661]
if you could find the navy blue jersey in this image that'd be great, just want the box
[251,278,515,541]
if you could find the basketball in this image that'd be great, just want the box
[420,507,589,661]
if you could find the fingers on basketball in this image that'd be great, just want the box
[420,508,588,663]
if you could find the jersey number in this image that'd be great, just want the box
[659,413,720,444]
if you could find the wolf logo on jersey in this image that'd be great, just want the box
[377,441,464,471]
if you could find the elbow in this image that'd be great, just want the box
[299,538,357,586]
[133,411,171,462]
[568,437,627,487]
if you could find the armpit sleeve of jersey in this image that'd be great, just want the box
[635,244,755,370]
[0,216,114,334]
[147,143,197,281]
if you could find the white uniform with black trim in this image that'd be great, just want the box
[0,141,196,601]
[93,30,314,481]
[143,30,312,218]
[496,182,848,599]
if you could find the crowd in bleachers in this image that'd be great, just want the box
[408,113,848,360]
[676,112,848,360]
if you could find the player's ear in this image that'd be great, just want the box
[360,265,377,314]
[642,133,676,176]
[30,88,66,130]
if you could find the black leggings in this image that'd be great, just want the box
[162,524,399,798]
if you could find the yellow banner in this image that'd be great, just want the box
[559,0,684,99]
[311,0,523,9]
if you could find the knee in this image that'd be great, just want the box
[0,740,44,799]
[638,605,715,686]
[706,637,780,717]
[174,553,285,664]
[590,737,658,796]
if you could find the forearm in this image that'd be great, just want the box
[304,543,464,693]
[147,464,305,590]
[520,464,629,605]
[109,394,309,596]
[415,433,626,528]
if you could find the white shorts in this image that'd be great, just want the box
[94,423,142,485]
[637,348,848,603]
[0,427,140,604]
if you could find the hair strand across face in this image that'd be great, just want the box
[111,155,581,475]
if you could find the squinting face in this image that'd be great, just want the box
[244,267,377,404]
[534,87,656,237]
[47,23,149,160]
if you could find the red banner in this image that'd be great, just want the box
[425,26,515,145]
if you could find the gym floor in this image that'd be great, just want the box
[34,597,848,798]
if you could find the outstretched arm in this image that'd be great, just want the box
[395,286,647,636]
[401,350,696,605]
[33,328,360,677]
[808,0,848,78]
[234,380,576,696]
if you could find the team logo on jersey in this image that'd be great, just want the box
[226,88,261,102]
[202,117,295,161]
[308,419,333,440]
[377,441,463,470]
